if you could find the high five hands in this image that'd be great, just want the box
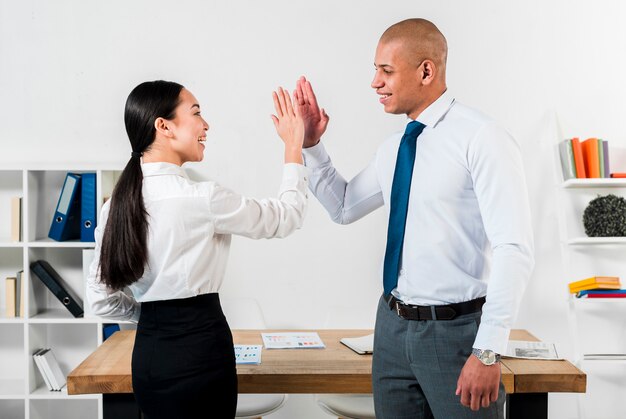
[271,86,305,164]
[293,76,329,148]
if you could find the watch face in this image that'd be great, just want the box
[483,351,496,364]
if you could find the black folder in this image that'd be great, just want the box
[30,260,84,318]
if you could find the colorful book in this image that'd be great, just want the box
[571,137,586,178]
[581,138,600,178]
[610,173,626,178]
[558,139,576,180]
[577,289,626,298]
[597,139,605,178]
[568,276,620,294]
[5,277,17,317]
[570,283,622,293]
[601,140,610,178]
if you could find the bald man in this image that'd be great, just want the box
[294,18,534,418]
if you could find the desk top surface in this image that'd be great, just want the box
[67,329,585,395]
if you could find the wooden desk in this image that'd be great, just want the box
[68,329,585,419]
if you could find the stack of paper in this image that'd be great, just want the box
[261,332,325,349]
[234,345,262,364]
[33,348,66,391]
[340,333,374,355]
[503,340,561,360]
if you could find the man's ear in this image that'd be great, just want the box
[154,117,174,138]
[421,60,436,85]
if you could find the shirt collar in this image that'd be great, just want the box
[411,89,455,128]
[141,162,190,180]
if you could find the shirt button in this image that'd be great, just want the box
[400,269,406,275]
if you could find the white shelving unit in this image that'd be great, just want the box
[556,176,626,419]
[0,165,123,419]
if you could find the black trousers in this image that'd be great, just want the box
[132,293,237,419]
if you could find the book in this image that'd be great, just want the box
[11,196,22,242]
[340,333,374,355]
[571,137,586,178]
[261,332,325,349]
[581,138,600,178]
[234,345,263,364]
[602,139,610,178]
[33,349,53,391]
[568,276,620,293]
[5,277,17,317]
[82,249,95,318]
[30,260,84,318]
[570,283,621,294]
[611,173,626,178]
[577,289,626,298]
[558,139,576,180]
[48,172,82,241]
[597,138,605,178]
[40,348,66,390]
[503,340,561,360]
[38,349,59,390]
[16,270,24,317]
[80,172,97,242]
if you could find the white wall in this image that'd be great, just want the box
[2,1,626,417]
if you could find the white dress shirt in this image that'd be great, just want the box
[302,90,534,354]
[86,162,308,323]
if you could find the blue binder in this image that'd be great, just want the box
[48,173,82,241]
[80,173,97,242]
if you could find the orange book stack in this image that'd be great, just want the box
[568,276,621,294]
[580,138,601,178]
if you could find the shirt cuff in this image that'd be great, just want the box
[280,163,309,194]
[473,322,511,355]
[130,304,141,324]
[301,142,330,168]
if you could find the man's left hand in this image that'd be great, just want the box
[455,354,501,411]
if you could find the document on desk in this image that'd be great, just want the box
[503,340,562,360]
[340,333,373,355]
[234,345,262,364]
[261,332,325,349]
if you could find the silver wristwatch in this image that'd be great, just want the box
[472,348,501,366]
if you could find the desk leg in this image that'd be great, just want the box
[506,393,548,419]
[103,394,142,419]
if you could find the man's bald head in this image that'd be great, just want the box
[380,18,448,79]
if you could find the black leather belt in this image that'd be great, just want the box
[384,295,486,321]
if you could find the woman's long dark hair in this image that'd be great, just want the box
[99,80,184,290]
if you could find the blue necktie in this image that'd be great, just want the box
[383,120,426,296]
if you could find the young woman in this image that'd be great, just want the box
[86,80,307,418]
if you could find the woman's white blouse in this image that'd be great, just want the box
[86,162,308,323]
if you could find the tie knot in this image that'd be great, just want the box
[404,120,425,138]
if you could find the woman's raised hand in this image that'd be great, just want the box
[271,87,305,164]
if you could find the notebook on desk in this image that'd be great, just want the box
[340,333,374,355]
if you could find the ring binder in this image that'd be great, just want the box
[48,172,82,241]
[30,260,84,318]
[80,173,97,242]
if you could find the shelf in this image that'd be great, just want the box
[27,239,95,248]
[567,237,626,245]
[29,386,99,399]
[0,317,25,323]
[0,167,120,418]
[29,309,97,323]
[0,379,25,397]
[0,242,25,248]
[563,178,626,188]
